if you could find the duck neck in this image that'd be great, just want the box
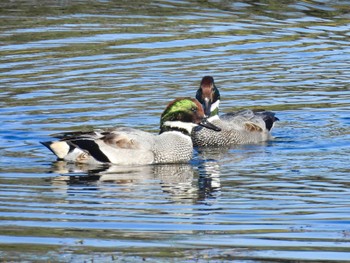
[159,121,195,136]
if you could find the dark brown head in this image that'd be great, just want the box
[195,76,220,117]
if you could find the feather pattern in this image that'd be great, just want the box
[41,98,221,165]
[192,76,279,147]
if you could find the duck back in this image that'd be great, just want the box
[192,110,278,147]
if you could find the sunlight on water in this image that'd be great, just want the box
[0,0,350,261]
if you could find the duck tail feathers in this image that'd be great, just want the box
[259,111,279,131]
[40,141,73,160]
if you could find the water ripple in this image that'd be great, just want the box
[1,0,350,261]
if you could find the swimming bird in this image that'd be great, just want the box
[192,76,279,147]
[41,97,221,165]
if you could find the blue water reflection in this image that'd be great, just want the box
[0,0,350,261]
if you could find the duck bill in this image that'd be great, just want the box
[199,118,221,131]
[203,99,212,117]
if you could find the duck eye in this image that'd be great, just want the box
[191,107,197,113]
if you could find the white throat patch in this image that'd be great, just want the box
[163,121,197,134]
[211,99,220,114]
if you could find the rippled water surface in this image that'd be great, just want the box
[1,0,350,262]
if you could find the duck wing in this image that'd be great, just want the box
[68,129,156,165]
[41,127,153,164]
[221,109,279,131]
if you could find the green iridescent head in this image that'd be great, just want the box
[160,97,221,134]
[160,98,204,128]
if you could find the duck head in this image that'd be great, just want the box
[160,97,221,135]
[195,76,220,117]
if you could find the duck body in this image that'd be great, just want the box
[192,76,279,147]
[41,98,220,165]
[192,109,277,147]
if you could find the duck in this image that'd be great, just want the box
[41,97,221,165]
[192,76,279,147]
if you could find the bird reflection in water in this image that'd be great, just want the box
[50,161,222,203]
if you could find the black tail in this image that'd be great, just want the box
[259,112,279,131]
[40,140,75,160]
[40,141,56,155]
[40,141,52,149]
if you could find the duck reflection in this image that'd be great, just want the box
[51,143,270,201]
[194,148,226,201]
[194,143,272,200]
[51,162,155,192]
[50,161,222,203]
[153,164,197,202]
[197,160,221,201]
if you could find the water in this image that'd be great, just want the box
[1,0,350,261]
